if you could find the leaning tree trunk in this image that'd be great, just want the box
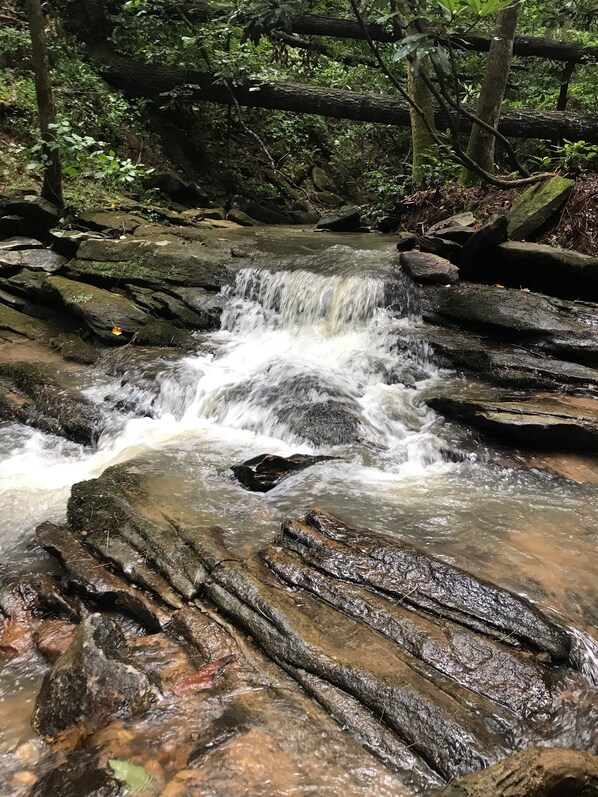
[461,3,520,185]
[25,0,63,207]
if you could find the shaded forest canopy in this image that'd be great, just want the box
[1,0,597,228]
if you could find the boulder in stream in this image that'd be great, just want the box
[33,614,156,740]
[316,207,361,232]
[45,275,152,342]
[400,251,459,284]
[232,453,334,492]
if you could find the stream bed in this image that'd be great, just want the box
[0,236,597,795]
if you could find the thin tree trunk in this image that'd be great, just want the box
[25,0,63,207]
[408,64,437,187]
[556,61,575,111]
[461,3,520,185]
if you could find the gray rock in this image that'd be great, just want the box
[312,166,338,193]
[430,226,474,245]
[4,195,61,227]
[0,236,44,251]
[459,215,508,262]
[427,212,476,235]
[77,211,145,234]
[418,235,462,259]
[33,614,155,740]
[49,229,105,258]
[420,325,598,393]
[428,389,598,452]
[227,208,263,227]
[488,241,598,302]
[316,207,361,232]
[45,275,152,342]
[507,176,574,240]
[419,282,598,364]
[400,251,459,284]
[0,248,66,274]
[0,362,104,445]
[70,237,233,290]
[395,231,418,251]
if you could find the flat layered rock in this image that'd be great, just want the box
[71,237,233,289]
[0,302,59,341]
[0,248,66,274]
[281,510,570,663]
[428,390,598,452]
[419,325,598,393]
[488,241,598,302]
[419,282,598,364]
[0,361,103,444]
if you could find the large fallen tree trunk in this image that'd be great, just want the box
[178,5,598,64]
[95,48,598,143]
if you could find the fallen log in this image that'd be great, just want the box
[93,49,598,143]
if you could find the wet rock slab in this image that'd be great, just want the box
[28,460,598,791]
[419,281,598,365]
[33,614,156,740]
[428,387,598,452]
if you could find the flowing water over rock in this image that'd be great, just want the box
[0,241,597,794]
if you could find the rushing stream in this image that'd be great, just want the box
[0,239,597,793]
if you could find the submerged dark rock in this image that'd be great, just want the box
[232,453,334,492]
[294,509,571,662]
[30,751,124,797]
[33,613,156,740]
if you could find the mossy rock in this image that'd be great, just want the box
[0,302,59,341]
[45,275,151,342]
[52,334,100,364]
[72,238,233,289]
[133,320,195,348]
[507,176,574,240]
[312,166,338,194]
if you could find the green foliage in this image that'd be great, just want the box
[25,119,154,186]
[108,759,153,792]
[435,0,517,18]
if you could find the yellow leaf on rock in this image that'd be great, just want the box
[112,326,123,336]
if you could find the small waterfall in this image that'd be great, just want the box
[164,265,442,458]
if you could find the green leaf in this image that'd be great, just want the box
[108,759,153,792]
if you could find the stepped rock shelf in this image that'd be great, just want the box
[1,201,598,796]
[27,473,598,793]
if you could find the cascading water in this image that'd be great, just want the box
[0,243,597,794]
